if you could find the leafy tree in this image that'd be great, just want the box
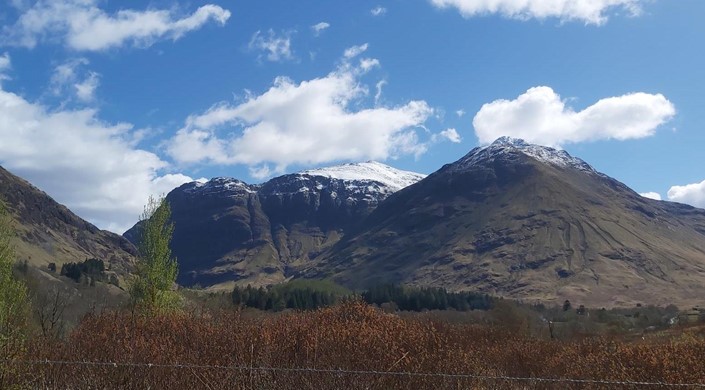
[129,195,180,314]
[0,199,30,355]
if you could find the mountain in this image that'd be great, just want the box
[301,137,705,307]
[124,162,425,289]
[0,165,137,282]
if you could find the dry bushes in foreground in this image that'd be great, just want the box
[2,301,705,389]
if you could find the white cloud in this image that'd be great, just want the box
[438,128,462,143]
[0,52,11,82]
[2,0,231,51]
[640,192,662,201]
[429,0,643,25]
[248,165,273,181]
[473,86,675,147]
[371,6,387,16]
[375,80,387,105]
[456,109,465,117]
[49,58,100,102]
[166,48,434,173]
[51,58,87,86]
[0,85,193,233]
[74,71,100,102]
[668,181,705,208]
[0,53,10,72]
[344,43,368,59]
[359,58,380,72]
[249,29,294,62]
[431,128,462,144]
[311,22,330,36]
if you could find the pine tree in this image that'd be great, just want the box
[129,195,180,314]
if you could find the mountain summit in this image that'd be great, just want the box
[125,161,425,288]
[125,139,705,306]
[452,137,597,174]
[300,161,426,193]
[302,138,705,307]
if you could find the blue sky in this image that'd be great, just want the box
[0,0,704,233]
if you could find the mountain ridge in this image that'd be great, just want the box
[124,160,426,289]
[0,165,137,282]
[297,138,705,307]
[121,139,705,307]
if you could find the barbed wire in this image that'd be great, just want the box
[2,358,705,387]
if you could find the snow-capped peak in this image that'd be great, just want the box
[299,161,426,192]
[454,136,597,173]
[185,176,256,195]
[492,136,532,148]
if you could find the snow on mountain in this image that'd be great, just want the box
[184,177,257,196]
[299,161,426,192]
[454,136,597,174]
[180,161,425,201]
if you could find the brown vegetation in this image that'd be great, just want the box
[2,301,705,389]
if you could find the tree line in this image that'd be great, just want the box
[362,283,493,311]
[60,258,105,283]
[231,284,338,311]
[231,282,493,312]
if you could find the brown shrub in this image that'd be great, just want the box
[1,301,704,389]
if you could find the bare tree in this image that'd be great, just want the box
[35,287,68,339]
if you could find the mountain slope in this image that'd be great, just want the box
[301,138,705,307]
[0,165,137,280]
[124,162,425,289]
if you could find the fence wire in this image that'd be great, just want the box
[2,358,705,388]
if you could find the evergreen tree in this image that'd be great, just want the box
[563,300,572,312]
[129,195,180,314]
[0,199,29,353]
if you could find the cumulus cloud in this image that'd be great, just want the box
[2,0,231,51]
[640,192,662,201]
[473,86,675,147]
[166,47,434,174]
[456,109,465,117]
[371,6,387,16]
[249,29,294,62]
[311,22,330,36]
[0,85,193,233]
[668,181,705,209]
[429,0,643,25]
